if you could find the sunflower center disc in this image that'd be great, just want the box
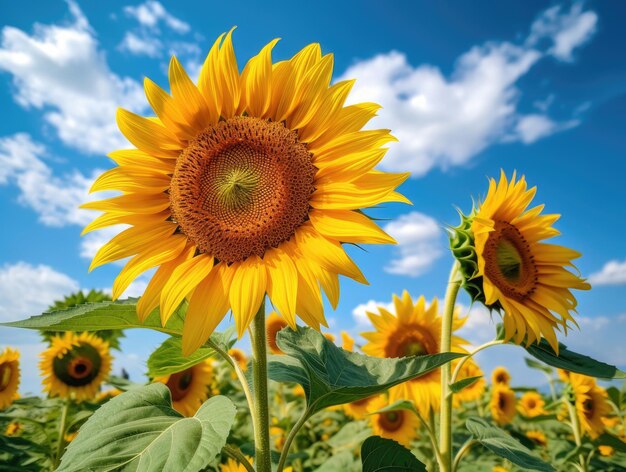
[498,393,507,410]
[483,221,538,301]
[0,363,12,391]
[69,357,93,380]
[379,410,404,432]
[386,326,437,359]
[170,116,317,264]
[53,343,102,387]
[167,368,194,401]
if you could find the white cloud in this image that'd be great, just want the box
[124,1,190,34]
[352,300,394,326]
[589,259,626,286]
[0,1,145,154]
[0,133,103,226]
[0,262,79,322]
[528,2,598,62]
[340,2,597,177]
[119,31,162,57]
[383,212,442,277]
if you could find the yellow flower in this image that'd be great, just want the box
[557,368,570,382]
[323,332,336,343]
[292,384,305,397]
[343,395,379,420]
[155,359,215,417]
[453,359,486,407]
[83,31,407,355]
[228,348,248,371]
[362,291,467,416]
[266,312,288,355]
[453,172,590,352]
[491,366,511,387]
[0,347,20,409]
[491,385,516,426]
[270,425,286,450]
[40,333,111,402]
[598,445,614,457]
[570,373,611,439]
[340,331,355,351]
[518,391,546,417]
[368,396,420,447]
[221,456,253,472]
[64,431,78,443]
[4,421,22,436]
[96,388,122,402]
[493,467,509,472]
[526,430,547,447]
[601,415,620,429]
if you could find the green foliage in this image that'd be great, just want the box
[361,436,426,472]
[58,384,236,472]
[449,375,483,394]
[465,417,554,472]
[269,326,464,414]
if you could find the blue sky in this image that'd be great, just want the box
[1,1,625,394]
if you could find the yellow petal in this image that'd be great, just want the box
[309,209,395,245]
[217,28,240,119]
[315,148,387,182]
[81,210,169,236]
[293,258,326,329]
[90,166,170,194]
[108,149,175,173]
[81,193,170,215]
[240,38,279,117]
[144,78,197,141]
[197,33,224,118]
[116,108,181,158]
[313,129,396,162]
[169,56,215,129]
[229,256,267,338]
[264,247,297,328]
[310,103,382,150]
[160,254,214,325]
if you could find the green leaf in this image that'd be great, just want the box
[595,433,626,453]
[1,298,186,336]
[524,357,554,375]
[58,383,236,472]
[606,386,622,408]
[449,375,483,394]
[270,326,463,414]
[314,450,359,472]
[147,328,236,378]
[466,417,554,472]
[525,339,625,379]
[370,399,419,417]
[361,436,426,472]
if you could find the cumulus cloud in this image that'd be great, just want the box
[0,133,104,226]
[340,2,597,177]
[352,300,395,326]
[383,212,443,277]
[119,31,162,57]
[589,259,626,286]
[124,1,190,34]
[0,1,145,154]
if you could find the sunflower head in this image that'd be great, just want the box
[569,373,611,439]
[266,312,289,355]
[343,394,378,420]
[83,30,408,355]
[4,421,22,436]
[451,171,590,352]
[0,347,20,409]
[526,430,547,447]
[491,385,517,426]
[518,391,546,417]
[221,456,254,472]
[155,359,215,417]
[453,359,486,406]
[491,366,511,387]
[39,332,111,402]
[368,396,420,447]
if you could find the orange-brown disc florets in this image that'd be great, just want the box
[170,116,316,263]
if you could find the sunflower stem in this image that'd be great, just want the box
[53,399,70,469]
[450,339,504,385]
[439,261,462,472]
[277,407,312,472]
[223,445,256,472]
[566,397,588,472]
[251,300,272,472]
[451,438,477,472]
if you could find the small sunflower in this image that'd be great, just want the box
[526,430,548,447]
[4,421,22,436]
[451,171,590,351]
[491,385,516,426]
[453,359,486,406]
[343,395,379,420]
[155,359,215,417]
[228,348,248,371]
[266,312,288,355]
[40,333,111,402]
[362,291,467,416]
[83,31,408,356]
[599,445,614,457]
[368,396,419,447]
[493,467,509,472]
[340,331,355,351]
[221,456,253,472]
[518,391,546,417]
[570,373,611,439]
[270,425,286,450]
[0,347,20,409]
[491,366,511,387]
[96,388,122,402]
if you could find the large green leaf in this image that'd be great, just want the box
[58,383,236,472]
[466,417,554,472]
[525,339,625,379]
[1,299,185,336]
[270,326,463,414]
[361,436,426,472]
[147,329,236,378]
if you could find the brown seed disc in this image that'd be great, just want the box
[385,325,438,358]
[166,368,194,401]
[170,116,316,263]
[378,410,405,432]
[483,221,538,301]
[68,357,94,380]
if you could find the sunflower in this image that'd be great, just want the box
[491,366,511,386]
[493,467,509,472]
[557,368,570,382]
[340,331,354,351]
[362,291,467,416]
[228,348,248,371]
[83,30,407,355]
[453,359,486,407]
[368,396,419,447]
[323,332,336,343]
[221,456,253,472]
[155,359,215,417]
[4,421,22,436]
[451,171,590,351]
[518,391,546,417]
[526,430,547,447]
[343,395,379,420]
[266,311,288,355]
[96,388,122,402]
[491,385,516,426]
[40,333,111,402]
[0,347,20,409]
[569,373,611,439]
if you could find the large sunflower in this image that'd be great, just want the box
[0,347,20,409]
[40,332,111,402]
[83,31,407,355]
[451,171,590,351]
[361,291,467,416]
[368,396,420,447]
[490,385,516,426]
[155,359,215,417]
[569,373,611,439]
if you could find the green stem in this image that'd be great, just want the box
[452,439,477,472]
[223,445,255,472]
[566,398,588,472]
[420,409,443,470]
[450,339,504,385]
[251,301,271,472]
[277,407,311,472]
[439,261,462,472]
[53,400,70,469]
[545,373,557,402]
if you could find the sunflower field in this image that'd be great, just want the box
[1,14,626,472]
